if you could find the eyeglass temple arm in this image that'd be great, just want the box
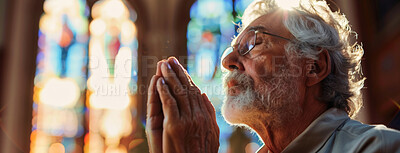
[259,31,291,41]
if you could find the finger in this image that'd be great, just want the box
[202,93,216,119]
[157,77,180,119]
[146,128,163,153]
[202,93,219,138]
[156,60,166,76]
[196,91,208,117]
[201,93,219,152]
[147,75,162,117]
[168,57,203,118]
[167,57,203,102]
[167,57,197,87]
[160,62,191,116]
[167,57,191,88]
[146,75,163,153]
[190,90,203,117]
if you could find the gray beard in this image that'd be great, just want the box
[221,69,302,128]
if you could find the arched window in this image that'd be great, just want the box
[234,0,254,35]
[187,0,259,152]
[187,0,235,148]
[32,0,89,152]
[234,0,253,23]
[32,0,138,152]
[85,0,138,152]
[187,0,234,107]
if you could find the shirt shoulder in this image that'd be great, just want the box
[334,119,400,153]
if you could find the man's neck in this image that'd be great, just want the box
[252,89,328,153]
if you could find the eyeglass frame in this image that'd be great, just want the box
[223,29,292,58]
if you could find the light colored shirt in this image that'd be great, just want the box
[259,108,400,153]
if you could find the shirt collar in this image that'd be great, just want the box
[281,108,350,153]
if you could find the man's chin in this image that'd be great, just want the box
[221,102,240,125]
[227,86,241,96]
[221,98,250,125]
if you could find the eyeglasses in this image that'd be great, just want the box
[221,30,291,60]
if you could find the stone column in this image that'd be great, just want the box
[0,0,44,152]
[129,0,195,125]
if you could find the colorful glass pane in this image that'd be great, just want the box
[85,0,138,152]
[187,0,235,152]
[234,0,253,20]
[31,0,89,152]
[188,0,263,152]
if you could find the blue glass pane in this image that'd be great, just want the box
[66,44,86,81]
[188,0,236,152]
[234,0,253,29]
[48,42,63,75]
[32,0,90,152]
[188,0,265,151]
[234,0,253,17]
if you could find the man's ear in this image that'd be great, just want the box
[306,50,331,87]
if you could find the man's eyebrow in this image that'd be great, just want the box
[247,26,270,32]
[232,26,271,45]
[234,26,268,39]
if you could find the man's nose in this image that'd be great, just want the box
[221,49,244,71]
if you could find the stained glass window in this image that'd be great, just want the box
[85,0,138,152]
[187,0,260,152]
[32,0,138,152]
[187,0,235,152]
[234,0,253,22]
[31,0,89,152]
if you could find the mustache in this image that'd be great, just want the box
[223,70,254,90]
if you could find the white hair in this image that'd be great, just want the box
[239,0,365,117]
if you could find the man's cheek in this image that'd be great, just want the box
[249,57,275,78]
[254,83,267,94]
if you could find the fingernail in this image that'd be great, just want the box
[173,58,178,64]
[161,78,165,84]
[166,62,172,70]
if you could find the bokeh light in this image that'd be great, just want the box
[187,0,263,152]
[48,143,66,153]
[86,0,137,152]
[32,0,138,152]
[31,0,88,152]
[188,0,235,152]
[39,78,80,108]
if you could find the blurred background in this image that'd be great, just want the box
[0,0,399,153]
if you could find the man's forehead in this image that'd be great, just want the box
[232,12,288,44]
[236,25,271,38]
[245,12,286,33]
[247,25,272,32]
[231,25,272,45]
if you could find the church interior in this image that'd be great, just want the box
[0,0,399,152]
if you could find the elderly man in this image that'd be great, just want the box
[146,0,400,152]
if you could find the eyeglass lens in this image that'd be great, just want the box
[238,30,256,55]
[221,30,257,62]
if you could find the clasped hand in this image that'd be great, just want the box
[146,57,220,153]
